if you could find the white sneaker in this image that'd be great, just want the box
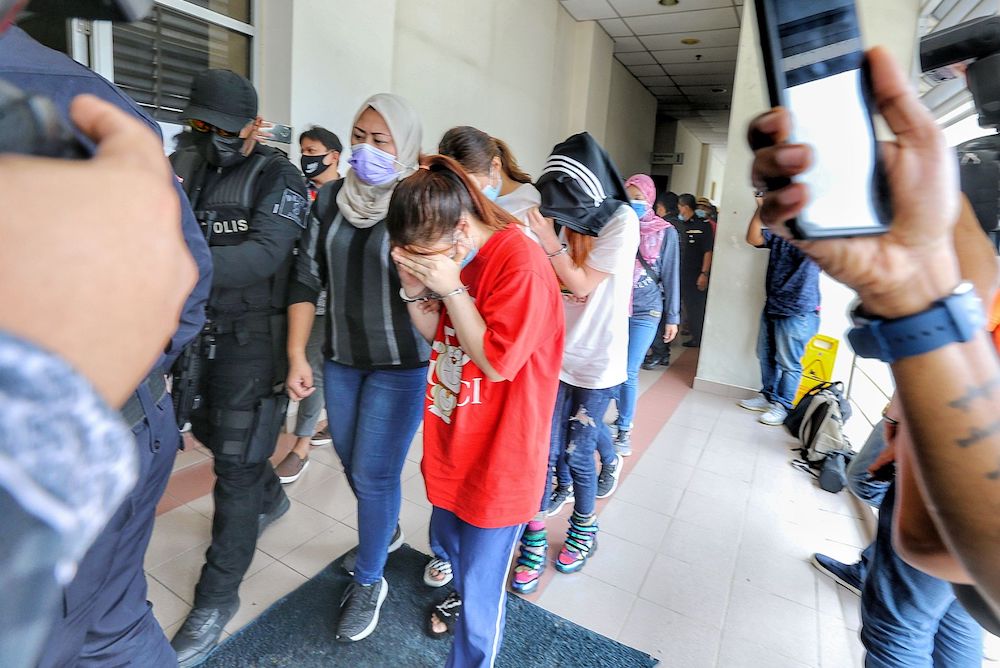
[739,394,772,412]
[759,403,788,426]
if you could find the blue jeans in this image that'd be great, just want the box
[555,421,614,487]
[324,361,425,585]
[757,311,820,409]
[849,420,892,509]
[616,315,660,432]
[861,482,982,668]
[547,382,617,516]
[839,420,891,585]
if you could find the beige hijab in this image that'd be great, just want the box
[336,93,423,228]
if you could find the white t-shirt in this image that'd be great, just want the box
[496,182,542,243]
[560,204,640,389]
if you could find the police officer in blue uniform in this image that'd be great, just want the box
[0,22,214,668]
[168,69,309,667]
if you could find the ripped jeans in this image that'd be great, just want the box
[547,382,618,516]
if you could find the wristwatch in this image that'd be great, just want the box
[847,282,984,363]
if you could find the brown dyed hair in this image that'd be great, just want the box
[386,154,515,248]
[566,229,595,267]
[438,126,533,184]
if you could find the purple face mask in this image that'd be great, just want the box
[348,143,406,186]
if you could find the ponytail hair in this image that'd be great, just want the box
[439,126,532,184]
[493,137,532,184]
[386,154,515,249]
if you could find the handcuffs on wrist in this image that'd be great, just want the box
[399,286,469,303]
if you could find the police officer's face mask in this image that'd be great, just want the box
[194,131,248,168]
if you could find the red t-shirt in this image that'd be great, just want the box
[421,225,565,529]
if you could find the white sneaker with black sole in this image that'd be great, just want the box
[335,577,388,642]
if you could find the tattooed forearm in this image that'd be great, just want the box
[948,375,1000,412]
[956,419,1000,449]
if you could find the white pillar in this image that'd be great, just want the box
[694,0,921,396]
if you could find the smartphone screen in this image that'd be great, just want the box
[759,0,891,237]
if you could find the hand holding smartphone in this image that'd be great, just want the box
[754,0,892,239]
[256,121,293,144]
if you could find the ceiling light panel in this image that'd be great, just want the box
[615,51,658,65]
[652,45,739,63]
[613,36,647,52]
[649,86,682,96]
[560,0,618,21]
[625,7,740,35]
[608,0,734,17]
[598,17,633,37]
[629,63,668,76]
[660,60,737,75]
[640,27,740,50]
[668,73,735,86]
[638,75,677,86]
[682,84,734,95]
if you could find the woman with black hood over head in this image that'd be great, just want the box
[511,133,639,594]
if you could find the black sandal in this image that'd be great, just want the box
[426,591,462,639]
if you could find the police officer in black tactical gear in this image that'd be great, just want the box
[169,69,309,667]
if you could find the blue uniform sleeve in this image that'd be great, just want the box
[0,331,137,573]
[159,178,212,371]
[0,27,212,372]
[659,227,681,325]
[761,227,775,249]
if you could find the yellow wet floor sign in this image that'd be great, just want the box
[794,334,839,405]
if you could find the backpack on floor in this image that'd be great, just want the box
[784,381,852,466]
[817,449,854,493]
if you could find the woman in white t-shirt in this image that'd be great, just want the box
[439,126,541,231]
[510,133,639,592]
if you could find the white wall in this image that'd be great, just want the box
[695,0,922,396]
[256,0,654,180]
[255,0,293,127]
[669,121,705,197]
[703,144,727,203]
[604,60,658,178]
[391,0,591,175]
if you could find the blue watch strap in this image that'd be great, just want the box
[848,284,985,364]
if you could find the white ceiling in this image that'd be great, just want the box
[560,0,744,144]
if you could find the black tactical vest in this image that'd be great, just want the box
[172,146,292,319]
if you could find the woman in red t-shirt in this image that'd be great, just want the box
[386,156,564,668]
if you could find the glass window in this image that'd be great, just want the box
[16,13,71,56]
[112,5,250,123]
[184,0,251,23]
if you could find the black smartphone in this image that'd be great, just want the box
[754,0,892,239]
[257,122,293,144]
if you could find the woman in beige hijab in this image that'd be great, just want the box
[285,93,426,643]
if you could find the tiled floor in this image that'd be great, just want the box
[143,350,994,667]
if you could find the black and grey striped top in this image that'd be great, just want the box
[289,181,430,370]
